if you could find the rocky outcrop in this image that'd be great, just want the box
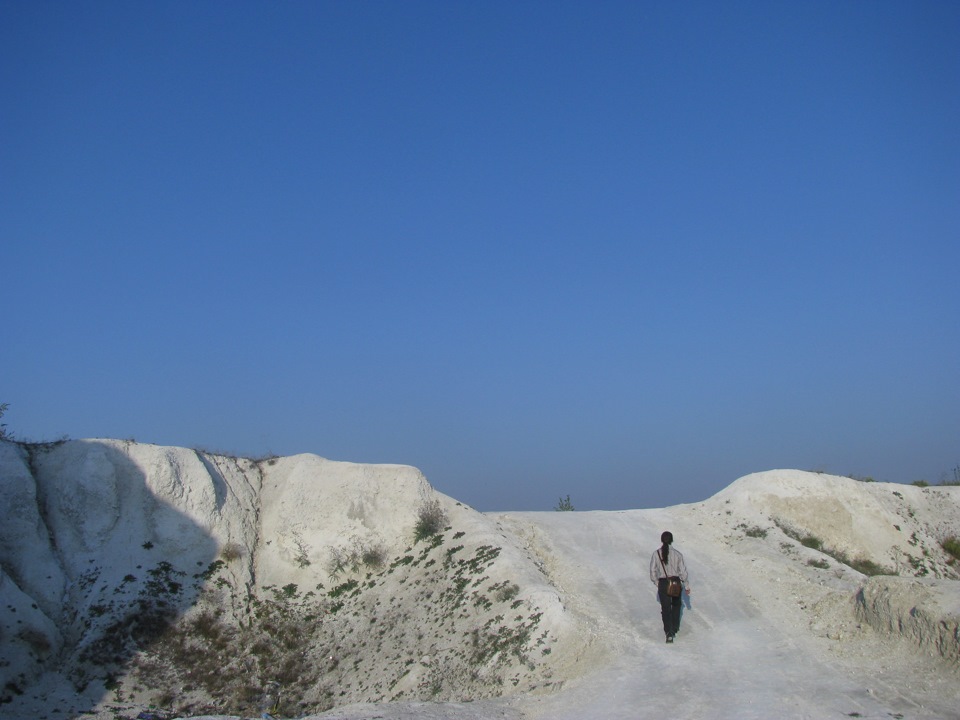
[855,576,960,665]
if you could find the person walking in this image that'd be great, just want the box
[649,530,690,643]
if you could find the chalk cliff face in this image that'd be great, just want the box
[0,439,576,717]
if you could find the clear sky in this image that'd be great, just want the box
[2,1,958,511]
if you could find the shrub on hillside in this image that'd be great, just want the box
[361,543,387,570]
[414,499,448,543]
[220,543,244,562]
[942,536,960,563]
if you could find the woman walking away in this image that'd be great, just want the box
[650,531,690,643]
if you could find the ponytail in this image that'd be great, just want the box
[660,531,673,564]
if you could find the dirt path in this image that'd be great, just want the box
[497,508,958,720]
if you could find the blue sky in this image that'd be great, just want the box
[2,1,958,511]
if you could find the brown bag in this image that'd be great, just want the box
[666,577,682,597]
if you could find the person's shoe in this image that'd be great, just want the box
[666,634,674,643]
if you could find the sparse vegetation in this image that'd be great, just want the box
[940,465,960,486]
[290,530,312,568]
[554,495,575,511]
[842,556,887,576]
[98,529,549,717]
[220,543,244,562]
[0,402,10,440]
[942,536,960,563]
[327,539,389,578]
[413,499,448,543]
[493,582,520,603]
[361,543,388,570]
[774,520,893,576]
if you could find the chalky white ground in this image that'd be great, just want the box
[34,511,960,719]
[7,456,960,720]
[257,501,960,719]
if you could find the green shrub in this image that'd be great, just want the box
[328,579,359,599]
[845,557,888,576]
[291,531,311,568]
[414,499,447,543]
[361,544,387,570]
[554,495,575,511]
[774,520,819,549]
[942,536,960,562]
[494,583,520,603]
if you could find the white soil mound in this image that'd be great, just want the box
[2,446,958,720]
[0,439,578,718]
[710,469,960,578]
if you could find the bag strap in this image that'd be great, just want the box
[657,549,669,578]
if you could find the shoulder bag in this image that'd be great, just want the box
[658,550,683,598]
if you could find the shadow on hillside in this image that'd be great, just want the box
[1,440,220,717]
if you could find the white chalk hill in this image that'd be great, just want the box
[1,439,958,720]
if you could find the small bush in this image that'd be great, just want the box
[845,557,888,576]
[807,558,830,569]
[942,536,960,563]
[554,495,575,511]
[325,545,352,578]
[912,480,930,488]
[361,544,387,570]
[291,531,311,568]
[414,499,447,543]
[220,543,244,562]
[744,526,767,539]
[495,583,520,603]
[328,579,359,599]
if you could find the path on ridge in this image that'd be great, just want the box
[495,508,949,720]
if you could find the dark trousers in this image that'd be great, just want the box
[657,578,683,636]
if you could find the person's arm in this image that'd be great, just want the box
[650,551,660,584]
[677,553,691,593]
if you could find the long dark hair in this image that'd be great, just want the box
[660,531,673,564]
